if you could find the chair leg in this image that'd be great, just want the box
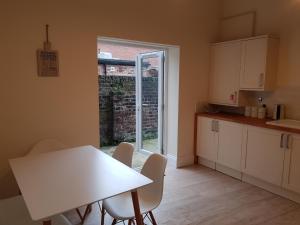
[149,211,157,225]
[76,208,83,222]
[112,219,117,225]
[128,219,133,225]
[101,206,106,225]
[87,204,92,213]
[76,204,92,224]
[82,204,92,224]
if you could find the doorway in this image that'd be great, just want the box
[97,37,180,168]
[136,51,164,155]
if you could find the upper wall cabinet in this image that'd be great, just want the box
[209,35,279,106]
[209,41,246,106]
[240,36,279,91]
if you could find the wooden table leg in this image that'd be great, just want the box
[131,190,144,225]
[43,220,51,225]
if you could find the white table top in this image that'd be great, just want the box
[9,145,152,221]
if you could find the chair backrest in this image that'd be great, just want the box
[27,139,67,155]
[112,142,134,167]
[140,153,167,208]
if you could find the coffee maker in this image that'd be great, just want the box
[273,104,285,120]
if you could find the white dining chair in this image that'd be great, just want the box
[0,195,72,225]
[112,142,134,167]
[100,153,167,225]
[78,142,135,224]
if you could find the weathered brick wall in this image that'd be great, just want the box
[99,75,158,146]
[98,64,135,76]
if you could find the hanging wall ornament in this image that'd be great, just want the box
[37,24,59,77]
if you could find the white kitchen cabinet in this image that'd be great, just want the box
[196,117,218,163]
[195,115,300,202]
[209,36,279,106]
[209,41,245,106]
[217,120,243,171]
[243,126,285,186]
[197,117,244,175]
[240,36,279,91]
[283,134,300,194]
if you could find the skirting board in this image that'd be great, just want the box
[177,154,194,168]
[198,159,300,204]
[198,157,216,170]
[242,174,300,204]
[216,163,242,180]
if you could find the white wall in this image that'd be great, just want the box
[0,0,221,197]
[222,0,300,119]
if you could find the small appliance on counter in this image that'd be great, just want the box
[258,105,267,119]
[251,106,258,118]
[244,104,267,119]
[273,104,285,120]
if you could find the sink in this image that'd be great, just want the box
[266,119,300,130]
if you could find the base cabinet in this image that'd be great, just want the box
[217,121,243,171]
[283,134,300,193]
[243,126,285,186]
[196,116,243,175]
[196,116,300,202]
[196,117,218,163]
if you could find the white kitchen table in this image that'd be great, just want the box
[9,145,152,225]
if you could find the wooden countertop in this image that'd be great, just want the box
[196,112,300,135]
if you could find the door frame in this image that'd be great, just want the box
[136,51,165,155]
[97,36,180,161]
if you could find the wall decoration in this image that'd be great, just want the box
[37,24,59,77]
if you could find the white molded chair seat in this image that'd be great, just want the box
[102,191,159,220]
[102,153,167,224]
[112,142,134,167]
[0,196,72,225]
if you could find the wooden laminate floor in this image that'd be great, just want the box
[65,163,300,225]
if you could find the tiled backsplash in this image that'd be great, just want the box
[245,86,300,120]
[205,87,300,120]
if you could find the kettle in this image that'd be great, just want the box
[273,104,285,120]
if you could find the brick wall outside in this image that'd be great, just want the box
[98,64,135,76]
[99,75,158,146]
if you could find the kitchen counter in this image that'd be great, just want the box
[196,112,300,134]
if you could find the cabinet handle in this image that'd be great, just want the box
[234,91,237,104]
[259,73,264,87]
[211,121,215,132]
[286,134,291,149]
[215,121,219,132]
[280,134,284,148]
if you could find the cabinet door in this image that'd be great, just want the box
[217,121,243,171]
[196,117,218,162]
[240,38,267,90]
[283,134,300,193]
[209,41,242,106]
[244,127,285,186]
